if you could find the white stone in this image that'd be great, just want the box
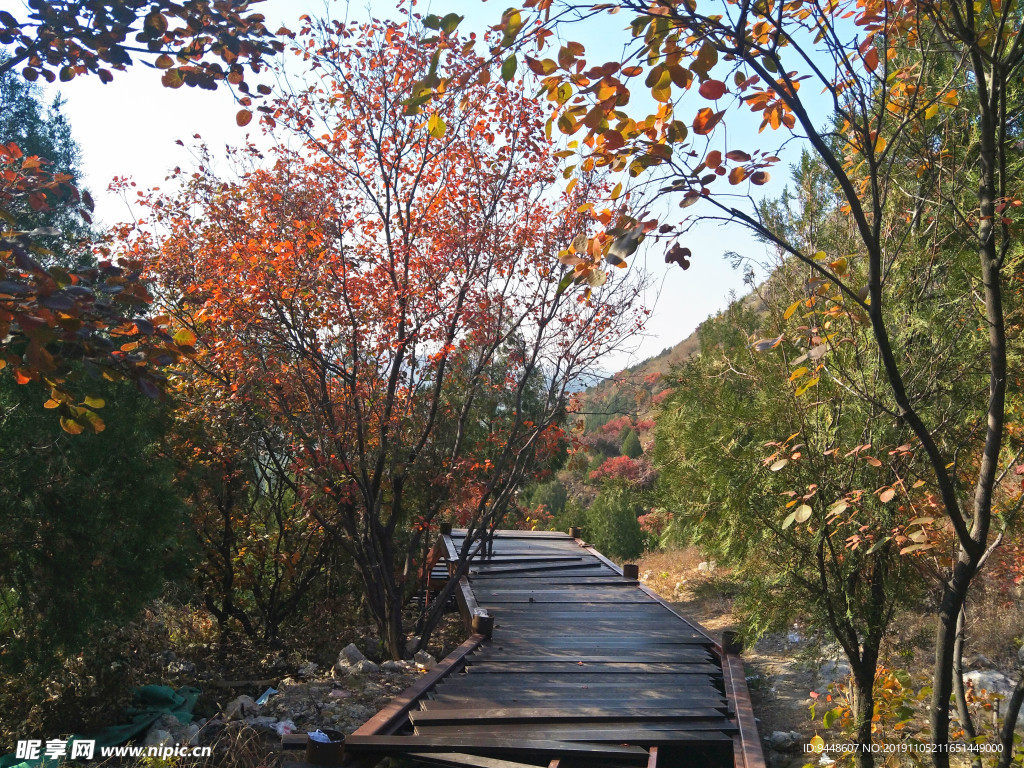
[381,659,411,673]
[964,670,1014,697]
[143,730,173,748]
[337,643,366,666]
[346,659,380,675]
[414,650,437,670]
[224,695,257,721]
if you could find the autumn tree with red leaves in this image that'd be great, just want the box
[136,16,646,658]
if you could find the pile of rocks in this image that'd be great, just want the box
[140,641,424,748]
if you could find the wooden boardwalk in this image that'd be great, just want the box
[346,530,765,768]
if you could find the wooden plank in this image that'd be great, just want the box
[466,655,715,666]
[474,594,653,604]
[344,735,650,762]
[444,672,721,686]
[464,662,714,674]
[647,746,658,768]
[406,727,739,743]
[350,633,485,737]
[420,695,730,710]
[469,563,608,576]
[427,688,727,705]
[487,634,712,647]
[404,753,551,768]
[487,606,679,617]
[409,707,731,725]
[466,654,714,665]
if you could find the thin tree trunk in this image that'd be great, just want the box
[952,606,982,768]
[851,665,877,768]
[996,671,1024,768]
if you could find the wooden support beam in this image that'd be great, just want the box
[721,653,767,768]
[647,746,658,768]
[351,633,486,738]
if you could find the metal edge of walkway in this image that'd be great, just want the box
[347,529,766,768]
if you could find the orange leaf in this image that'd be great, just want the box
[864,47,879,73]
[693,108,723,135]
[236,109,253,127]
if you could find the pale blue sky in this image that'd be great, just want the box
[2,0,805,370]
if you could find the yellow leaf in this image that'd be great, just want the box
[84,395,105,409]
[173,327,197,346]
[925,103,938,120]
[795,376,820,396]
[783,300,801,319]
[794,503,813,523]
[788,366,809,382]
[60,417,85,435]
[427,113,447,139]
[610,182,623,200]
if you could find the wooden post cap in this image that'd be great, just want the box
[722,629,743,655]
[305,729,345,765]
[472,611,494,638]
[622,563,640,580]
[568,526,582,538]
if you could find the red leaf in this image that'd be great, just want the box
[698,79,728,99]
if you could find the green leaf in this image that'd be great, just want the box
[556,272,575,296]
[440,13,463,34]
[501,54,517,83]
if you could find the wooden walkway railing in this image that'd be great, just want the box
[346,529,766,768]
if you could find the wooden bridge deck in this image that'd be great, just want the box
[346,530,765,768]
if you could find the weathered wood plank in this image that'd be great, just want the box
[403,753,551,768]
[463,662,714,674]
[409,707,731,725]
[344,735,650,761]
[411,724,741,741]
[444,672,721,687]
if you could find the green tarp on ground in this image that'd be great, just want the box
[0,685,200,768]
